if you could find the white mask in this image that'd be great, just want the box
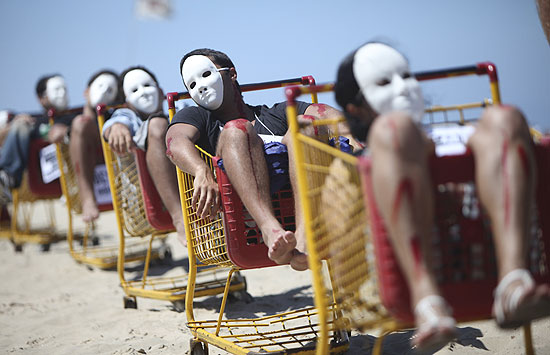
[89,73,118,108]
[181,55,228,110]
[353,43,424,122]
[123,69,160,115]
[46,76,68,111]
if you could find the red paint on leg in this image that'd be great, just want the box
[165,137,173,159]
[517,145,530,177]
[391,178,413,224]
[75,161,81,176]
[501,138,510,227]
[311,103,327,118]
[225,118,249,133]
[302,115,319,136]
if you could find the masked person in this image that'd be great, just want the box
[0,74,74,204]
[334,41,550,353]
[166,48,344,271]
[69,70,121,222]
[101,66,186,245]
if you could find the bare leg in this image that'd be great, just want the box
[217,119,296,266]
[369,112,456,351]
[70,115,100,222]
[146,117,186,245]
[469,106,550,327]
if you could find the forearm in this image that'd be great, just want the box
[169,137,212,178]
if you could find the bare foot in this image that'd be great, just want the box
[81,199,99,223]
[494,269,550,329]
[290,250,309,271]
[174,220,187,247]
[411,295,457,354]
[267,230,297,265]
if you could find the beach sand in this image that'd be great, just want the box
[1,199,549,354]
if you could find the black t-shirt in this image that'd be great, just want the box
[30,112,78,139]
[169,101,310,155]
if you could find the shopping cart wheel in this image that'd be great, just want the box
[40,243,51,252]
[14,244,23,252]
[190,339,208,355]
[91,236,100,246]
[123,296,137,309]
[171,300,185,312]
[157,245,173,266]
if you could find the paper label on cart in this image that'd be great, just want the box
[93,164,112,205]
[39,144,60,184]
[258,134,283,144]
[426,125,475,156]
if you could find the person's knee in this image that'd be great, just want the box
[478,105,529,139]
[148,117,168,142]
[368,112,424,154]
[218,119,262,154]
[71,115,95,138]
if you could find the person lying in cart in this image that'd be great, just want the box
[0,74,75,204]
[333,41,550,353]
[166,48,344,271]
[69,69,122,222]
[101,66,186,245]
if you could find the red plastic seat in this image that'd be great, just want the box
[359,140,550,324]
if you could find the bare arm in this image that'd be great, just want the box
[166,123,220,218]
[303,103,363,151]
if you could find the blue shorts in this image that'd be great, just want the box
[217,141,289,195]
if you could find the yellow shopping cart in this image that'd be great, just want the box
[49,106,169,269]
[286,63,550,355]
[9,136,65,252]
[169,76,350,355]
[96,103,244,309]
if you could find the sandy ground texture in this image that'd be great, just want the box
[0,199,549,355]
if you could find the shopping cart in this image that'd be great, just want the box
[168,76,350,354]
[96,103,244,309]
[286,63,550,355]
[9,135,65,252]
[49,107,164,269]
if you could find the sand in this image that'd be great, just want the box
[0,199,549,355]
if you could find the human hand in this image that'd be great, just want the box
[13,114,35,126]
[106,123,135,156]
[192,169,220,219]
[48,123,69,143]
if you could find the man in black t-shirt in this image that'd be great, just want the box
[167,48,343,271]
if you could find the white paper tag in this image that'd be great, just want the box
[39,144,60,184]
[93,164,112,205]
[427,125,475,156]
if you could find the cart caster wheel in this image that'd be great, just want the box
[14,244,23,253]
[40,243,51,252]
[123,296,137,309]
[171,300,185,312]
[92,236,100,246]
[190,339,208,355]
[157,245,172,265]
[228,289,254,304]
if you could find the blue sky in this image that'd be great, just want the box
[1,0,549,131]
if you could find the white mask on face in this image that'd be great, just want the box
[353,43,424,122]
[89,73,118,108]
[123,69,160,115]
[181,55,228,110]
[46,76,68,111]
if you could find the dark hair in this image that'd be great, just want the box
[179,48,241,93]
[179,48,235,77]
[334,46,372,142]
[87,69,124,104]
[35,74,62,98]
[87,69,118,87]
[118,66,160,101]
